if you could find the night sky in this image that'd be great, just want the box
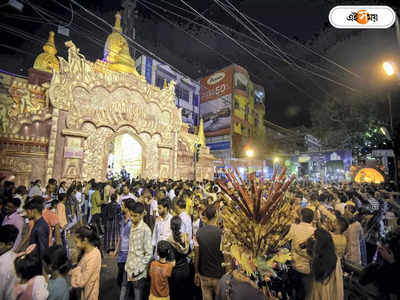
[1,0,399,127]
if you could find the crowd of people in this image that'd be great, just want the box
[0,174,399,300]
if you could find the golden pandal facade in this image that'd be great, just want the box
[0,29,214,186]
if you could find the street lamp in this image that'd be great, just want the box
[382,61,398,189]
[383,61,395,76]
[245,148,254,181]
[246,149,254,158]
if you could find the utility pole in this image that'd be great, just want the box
[121,0,137,58]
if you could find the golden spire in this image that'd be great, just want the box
[113,11,122,33]
[103,11,138,75]
[198,118,206,147]
[33,31,59,72]
[163,78,168,89]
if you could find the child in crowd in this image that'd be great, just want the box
[0,224,19,300]
[43,245,71,300]
[70,225,102,300]
[149,240,175,300]
[13,245,49,300]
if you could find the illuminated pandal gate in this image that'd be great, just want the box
[0,16,214,184]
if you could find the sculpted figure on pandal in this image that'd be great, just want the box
[0,94,13,133]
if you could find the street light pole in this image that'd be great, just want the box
[388,93,394,135]
[382,62,398,190]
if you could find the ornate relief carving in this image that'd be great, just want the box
[44,40,215,181]
[1,79,52,134]
[8,79,47,117]
[81,123,114,181]
[62,158,80,179]
[45,108,59,183]
[0,156,33,173]
[50,41,180,118]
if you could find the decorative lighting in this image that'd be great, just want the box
[246,149,254,158]
[383,61,395,76]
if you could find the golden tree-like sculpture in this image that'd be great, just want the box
[216,167,295,276]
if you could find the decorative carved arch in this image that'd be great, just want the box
[102,126,147,179]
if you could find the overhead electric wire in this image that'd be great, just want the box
[21,0,224,112]
[214,0,293,66]
[67,0,222,89]
[10,2,131,61]
[216,0,359,94]
[138,0,353,105]
[138,0,268,112]
[244,14,362,79]
[0,22,50,46]
[149,0,362,80]
[26,0,74,27]
[137,0,264,81]
[180,0,325,103]
[0,44,37,57]
[138,0,357,86]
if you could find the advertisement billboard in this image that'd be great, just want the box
[200,66,233,103]
[200,66,234,137]
[200,94,231,136]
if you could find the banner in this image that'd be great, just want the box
[200,66,233,103]
[200,95,231,136]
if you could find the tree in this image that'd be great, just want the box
[310,92,390,162]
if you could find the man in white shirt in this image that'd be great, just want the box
[174,198,193,249]
[28,180,43,198]
[119,185,135,205]
[0,224,18,300]
[152,198,172,258]
[286,208,315,300]
[168,188,176,201]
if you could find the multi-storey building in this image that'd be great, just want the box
[199,64,266,165]
[135,55,200,132]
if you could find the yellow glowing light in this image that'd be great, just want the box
[354,168,385,184]
[274,157,280,163]
[112,133,142,178]
[246,149,254,158]
[383,61,395,76]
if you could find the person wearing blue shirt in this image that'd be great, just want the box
[112,198,132,288]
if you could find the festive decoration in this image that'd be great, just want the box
[216,167,295,290]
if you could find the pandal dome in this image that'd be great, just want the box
[33,31,59,73]
[103,12,138,75]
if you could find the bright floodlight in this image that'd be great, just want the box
[274,157,280,163]
[246,149,254,158]
[380,127,392,141]
[383,61,395,76]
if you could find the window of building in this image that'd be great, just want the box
[234,99,240,110]
[255,113,259,127]
[244,105,249,121]
[193,94,199,107]
[193,113,198,126]
[175,85,190,102]
[155,73,167,89]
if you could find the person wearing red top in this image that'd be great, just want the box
[149,241,175,300]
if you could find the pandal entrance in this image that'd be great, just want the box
[108,133,142,179]
[0,12,215,183]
